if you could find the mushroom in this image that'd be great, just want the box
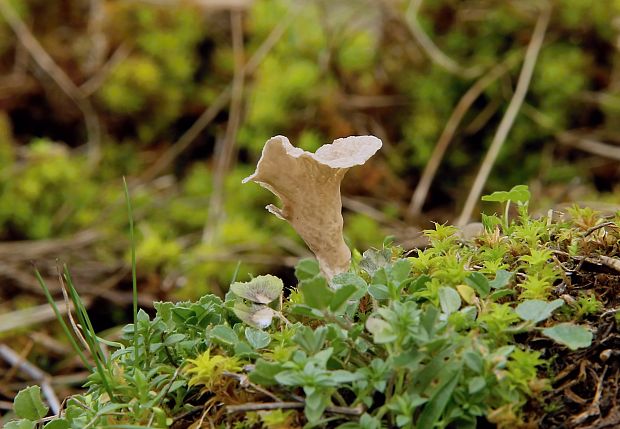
[243,135,382,280]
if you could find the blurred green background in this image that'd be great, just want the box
[1,0,619,332]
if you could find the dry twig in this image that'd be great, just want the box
[0,344,61,414]
[203,9,246,243]
[583,221,617,237]
[83,0,107,74]
[139,2,302,183]
[522,102,620,162]
[0,299,90,335]
[0,231,99,261]
[343,196,407,227]
[226,401,364,416]
[408,56,519,217]
[80,43,132,96]
[457,3,551,226]
[556,132,620,162]
[403,0,482,79]
[598,256,620,273]
[139,89,232,183]
[570,365,608,425]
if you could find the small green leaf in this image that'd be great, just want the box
[489,270,513,289]
[508,184,531,203]
[468,376,486,394]
[154,301,173,321]
[14,386,48,420]
[274,370,306,386]
[171,306,193,323]
[329,370,364,383]
[163,333,185,346]
[408,274,431,292]
[356,414,382,429]
[295,258,321,282]
[312,347,334,366]
[481,213,502,230]
[299,276,333,309]
[371,268,388,287]
[420,305,439,337]
[417,367,461,428]
[360,248,392,276]
[456,284,476,305]
[137,308,150,322]
[366,317,397,343]
[43,420,71,429]
[133,368,147,391]
[5,420,35,429]
[516,299,564,323]
[234,341,256,358]
[438,287,461,315]
[304,390,331,424]
[329,284,359,312]
[294,326,327,355]
[489,288,516,301]
[366,317,398,344]
[289,304,324,319]
[208,325,238,346]
[463,351,484,373]
[230,275,283,304]
[396,415,411,427]
[249,359,284,386]
[368,283,390,300]
[332,272,367,301]
[465,272,490,297]
[389,259,412,284]
[244,327,271,349]
[481,185,530,203]
[542,323,593,350]
[482,191,510,203]
[331,273,366,291]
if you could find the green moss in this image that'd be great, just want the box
[337,31,377,73]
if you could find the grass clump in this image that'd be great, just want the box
[6,185,620,428]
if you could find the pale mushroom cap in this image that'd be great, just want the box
[313,135,382,168]
[242,135,382,184]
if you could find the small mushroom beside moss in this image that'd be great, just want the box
[243,135,382,280]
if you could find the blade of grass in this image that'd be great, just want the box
[62,266,115,400]
[231,260,242,284]
[123,177,139,366]
[34,268,91,369]
[57,263,89,350]
[63,266,107,364]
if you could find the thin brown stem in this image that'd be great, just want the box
[457,4,551,226]
[408,56,519,217]
[56,263,89,349]
[0,344,61,414]
[556,132,620,161]
[226,401,364,416]
[138,2,302,183]
[80,43,132,96]
[203,9,245,243]
[403,0,482,79]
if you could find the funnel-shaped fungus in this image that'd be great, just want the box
[243,135,382,280]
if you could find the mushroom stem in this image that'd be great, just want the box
[244,135,382,281]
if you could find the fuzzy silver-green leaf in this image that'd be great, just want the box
[233,302,275,329]
[230,275,283,304]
